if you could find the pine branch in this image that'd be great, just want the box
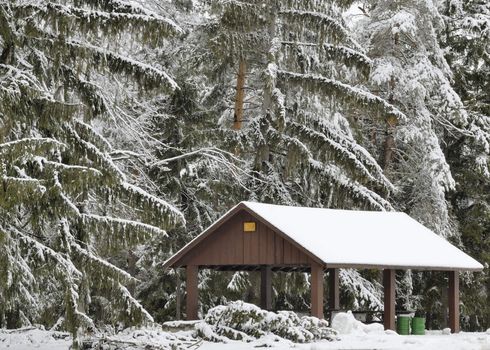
[37,158,103,178]
[73,120,113,153]
[81,213,167,242]
[73,0,157,15]
[116,283,154,324]
[215,0,265,31]
[0,138,64,159]
[0,64,79,124]
[309,160,393,211]
[22,26,179,92]
[17,2,182,43]
[278,70,407,122]
[0,5,16,53]
[320,43,372,74]
[64,39,179,92]
[70,241,136,283]
[287,121,394,192]
[60,66,109,118]
[64,125,126,181]
[279,10,363,50]
[10,225,82,280]
[121,182,185,227]
[293,117,393,189]
[282,0,356,12]
[1,176,47,205]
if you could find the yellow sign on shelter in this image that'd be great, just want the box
[243,221,256,232]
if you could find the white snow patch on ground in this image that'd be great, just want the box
[0,327,71,349]
[1,322,490,350]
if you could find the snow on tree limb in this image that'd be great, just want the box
[121,182,185,227]
[340,269,383,310]
[76,0,163,16]
[17,2,182,41]
[0,138,64,157]
[309,160,393,211]
[274,129,393,210]
[116,283,154,323]
[287,121,395,192]
[279,10,363,50]
[9,225,82,280]
[64,40,179,92]
[281,41,372,75]
[74,120,113,152]
[82,213,167,238]
[1,176,47,203]
[70,242,136,283]
[278,70,407,122]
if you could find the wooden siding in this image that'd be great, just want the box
[177,210,312,267]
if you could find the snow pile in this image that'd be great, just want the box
[198,301,339,343]
[0,327,71,349]
[89,326,195,350]
[331,311,385,335]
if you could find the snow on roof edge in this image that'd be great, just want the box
[240,201,483,271]
[163,201,484,271]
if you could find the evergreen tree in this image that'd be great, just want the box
[441,0,490,330]
[145,0,411,318]
[0,0,184,343]
[356,0,489,329]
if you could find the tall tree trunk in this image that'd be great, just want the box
[233,60,247,130]
[383,118,397,170]
[382,38,398,171]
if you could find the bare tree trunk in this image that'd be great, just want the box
[383,121,396,170]
[233,60,247,130]
[382,53,398,171]
[127,249,137,295]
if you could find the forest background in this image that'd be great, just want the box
[0,0,488,339]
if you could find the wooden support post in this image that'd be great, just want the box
[383,269,396,331]
[327,268,340,310]
[448,271,460,333]
[175,269,181,320]
[260,266,272,310]
[311,263,324,319]
[186,265,198,320]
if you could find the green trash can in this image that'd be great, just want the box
[396,315,411,335]
[411,317,426,335]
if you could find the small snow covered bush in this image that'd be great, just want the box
[196,301,338,343]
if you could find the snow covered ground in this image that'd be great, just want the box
[2,327,490,350]
[2,312,489,350]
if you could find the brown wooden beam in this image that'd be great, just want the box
[383,269,395,331]
[448,271,460,333]
[327,268,340,310]
[260,266,272,310]
[186,265,198,320]
[311,263,324,319]
[175,269,181,320]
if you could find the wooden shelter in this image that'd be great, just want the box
[163,202,483,333]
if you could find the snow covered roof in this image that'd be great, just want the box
[164,201,483,271]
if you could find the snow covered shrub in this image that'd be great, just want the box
[198,301,338,343]
[194,322,252,342]
[203,302,267,339]
[300,316,339,340]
